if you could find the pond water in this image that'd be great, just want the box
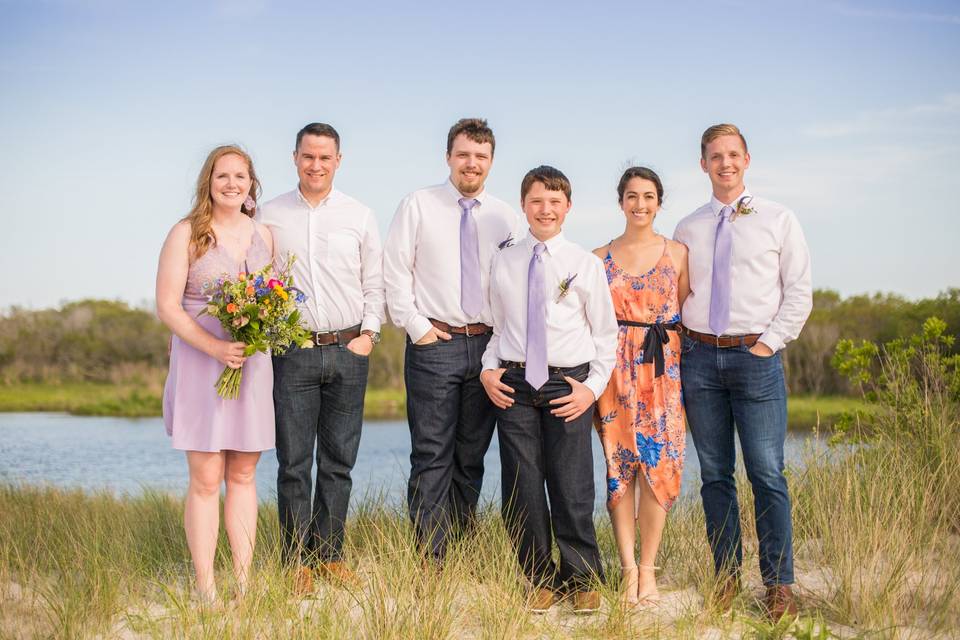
[0,413,823,512]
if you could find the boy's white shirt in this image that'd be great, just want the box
[482,230,618,400]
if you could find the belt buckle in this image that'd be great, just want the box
[312,331,322,345]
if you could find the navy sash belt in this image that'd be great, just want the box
[616,321,680,378]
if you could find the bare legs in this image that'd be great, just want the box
[609,473,668,605]
[185,452,223,601]
[635,473,666,600]
[184,450,261,601]
[224,451,261,594]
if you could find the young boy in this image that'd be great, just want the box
[480,165,617,614]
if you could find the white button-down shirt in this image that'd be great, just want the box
[673,188,812,352]
[257,187,385,333]
[383,179,520,342]
[481,231,618,400]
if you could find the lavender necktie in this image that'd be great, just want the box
[709,205,734,335]
[458,198,482,317]
[525,242,548,390]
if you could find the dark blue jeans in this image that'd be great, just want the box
[404,333,496,560]
[680,336,794,586]
[497,364,603,592]
[273,343,369,565]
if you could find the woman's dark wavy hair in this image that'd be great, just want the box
[617,166,664,205]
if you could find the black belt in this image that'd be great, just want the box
[500,360,574,375]
[617,321,680,378]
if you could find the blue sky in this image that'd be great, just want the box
[2,0,958,308]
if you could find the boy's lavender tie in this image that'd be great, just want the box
[709,205,734,335]
[525,242,548,390]
[458,198,482,317]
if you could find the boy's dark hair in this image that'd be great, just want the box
[296,122,340,152]
[446,118,495,155]
[617,166,664,205]
[520,165,572,202]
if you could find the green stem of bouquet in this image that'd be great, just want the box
[215,365,243,400]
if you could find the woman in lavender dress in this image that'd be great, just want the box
[156,145,275,602]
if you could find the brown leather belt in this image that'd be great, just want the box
[681,326,761,348]
[310,324,361,346]
[429,318,492,337]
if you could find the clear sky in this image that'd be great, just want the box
[2,0,958,309]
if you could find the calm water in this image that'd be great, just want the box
[0,413,822,512]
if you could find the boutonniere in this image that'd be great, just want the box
[555,273,577,303]
[730,195,756,222]
[497,233,516,250]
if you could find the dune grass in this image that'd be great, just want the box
[2,421,957,640]
[3,322,955,638]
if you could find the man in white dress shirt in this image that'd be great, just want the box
[383,118,520,563]
[480,166,617,614]
[674,123,812,619]
[258,122,385,592]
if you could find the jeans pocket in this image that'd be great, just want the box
[569,363,589,383]
[343,345,370,360]
[681,334,698,354]
[409,337,444,350]
[743,344,775,359]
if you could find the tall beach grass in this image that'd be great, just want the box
[2,320,957,639]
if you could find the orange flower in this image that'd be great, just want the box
[226,303,238,313]
[245,285,255,296]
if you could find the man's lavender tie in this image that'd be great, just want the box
[709,205,734,335]
[525,242,548,390]
[458,198,482,317]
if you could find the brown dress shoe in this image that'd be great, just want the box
[572,590,601,615]
[712,574,740,612]
[293,565,314,597]
[317,561,360,588]
[764,585,799,620]
[528,587,557,614]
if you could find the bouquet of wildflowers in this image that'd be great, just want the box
[200,254,313,399]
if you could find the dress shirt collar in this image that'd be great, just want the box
[710,187,752,216]
[444,178,489,207]
[522,230,567,256]
[295,186,341,210]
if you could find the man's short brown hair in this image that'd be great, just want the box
[520,165,572,202]
[700,123,748,158]
[296,122,340,152]
[446,118,496,156]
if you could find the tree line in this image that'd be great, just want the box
[2,289,957,395]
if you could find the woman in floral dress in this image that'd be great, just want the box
[593,167,689,606]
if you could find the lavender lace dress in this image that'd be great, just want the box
[163,227,275,452]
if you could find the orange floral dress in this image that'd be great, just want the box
[595,238,685,512]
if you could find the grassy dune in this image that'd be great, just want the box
[3,323,954,637]
[2,429,957,639]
